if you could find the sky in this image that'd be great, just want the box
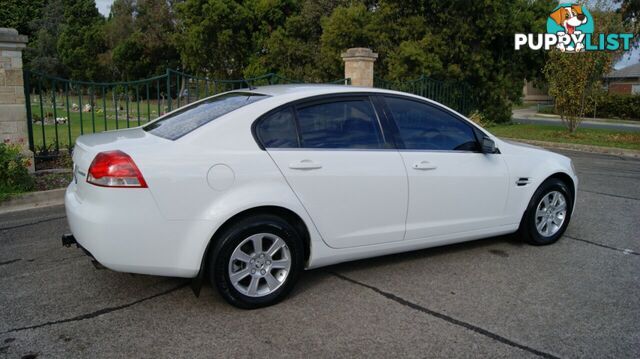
[94,0,637,70]
[614,47,639,69]
[95,0,113,18]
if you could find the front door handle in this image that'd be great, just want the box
[289,159,322,170]
[412,160,437,170]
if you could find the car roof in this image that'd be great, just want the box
[231,84,407,98]
[222,84,474,127]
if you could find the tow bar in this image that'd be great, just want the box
[61,233,77,247]
[61,233,105,269]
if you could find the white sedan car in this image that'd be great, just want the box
[64,85,577,308]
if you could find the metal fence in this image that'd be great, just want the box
[24,69,350,159]
[375,75,476,116]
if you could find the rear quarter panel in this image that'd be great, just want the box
[134,102,325,268]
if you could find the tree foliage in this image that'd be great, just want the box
[173,0,554,122]
[317,0,554,122]
[544,51,611,132]
[105,0,180,80]
[543,5,630,132]
[0,0,46,38]
[175,0,257,77]
[245,0,348,80]
[56,0,107,80]
[24,0,66,77]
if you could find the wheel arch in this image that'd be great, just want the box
[191,205,312,296]
[546,171,576,202]
[211,205,311,262]
[518,170,577,230]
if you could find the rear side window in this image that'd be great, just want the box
[295,99,383,149]
[256,108,299,148]
[384,96,479,151]
[144,92,268,140]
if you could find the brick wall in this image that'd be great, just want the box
[608,82,633,95]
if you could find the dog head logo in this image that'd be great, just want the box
[549,5,587,35]
[547,3,594,52]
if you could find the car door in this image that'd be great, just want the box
[380,95,509,240]
[255,96,408,249]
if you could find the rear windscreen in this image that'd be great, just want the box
[144,92,268,140]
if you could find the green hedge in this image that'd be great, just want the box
[0,143,34,201]
[587,94,640,121]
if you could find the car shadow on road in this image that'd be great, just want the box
[292,234,526,297]
[50,234,526,310]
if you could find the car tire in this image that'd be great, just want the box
[209,214,304,309]
[518,178,573,246]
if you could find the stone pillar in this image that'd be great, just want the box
[0,28,33,171]
[341,48,378,87]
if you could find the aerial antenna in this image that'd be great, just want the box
[242,77,256,90]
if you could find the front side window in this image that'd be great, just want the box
[145,92,268,140]
[295,99,383,149]
[384,96,479,151]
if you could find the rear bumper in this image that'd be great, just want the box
[64,182,214,278]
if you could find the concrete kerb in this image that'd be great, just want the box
[0,188,66,215]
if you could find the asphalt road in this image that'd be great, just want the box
[1,149,639,358]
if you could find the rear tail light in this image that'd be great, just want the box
[87,150,148,188]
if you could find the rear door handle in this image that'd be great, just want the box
[289,159,322,170]
[412,161,437,170]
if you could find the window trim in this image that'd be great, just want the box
[378,94,484,153]
[252,93,391,150]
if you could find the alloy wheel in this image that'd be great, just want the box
[228,233,292,297]
[534,190,567,237]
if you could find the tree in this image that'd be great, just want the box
[615,0,640,28]
[103,0,180,80]
[24,0,66,76]
[175,0,256,77]
[245,0,348,80]
[544,51,612,132]
[0,0,45,38]
[318,0,554,122]
[56,0,107,80]
[175,0,349,80]
[543,5,629,133]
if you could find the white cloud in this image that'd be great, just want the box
[615,47,640,70]
[95,0,114,17]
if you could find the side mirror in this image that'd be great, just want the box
[481,136,497,154]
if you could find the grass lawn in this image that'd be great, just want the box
[29,101,166,150]
[29,94,210,150]
[487,123,640,151]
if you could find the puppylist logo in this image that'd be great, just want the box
[515,3,635,52]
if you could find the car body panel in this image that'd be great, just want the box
[398,151,511,240]
[268,149,408,248]
[497,139,577,218]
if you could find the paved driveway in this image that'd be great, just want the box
[1,149,638,358]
